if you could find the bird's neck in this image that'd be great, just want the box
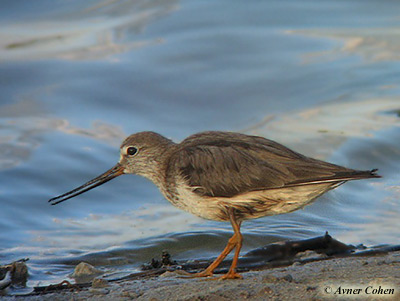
[137,142,176,191]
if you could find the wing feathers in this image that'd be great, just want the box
[167,132,379,198]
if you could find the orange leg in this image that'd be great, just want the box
[220,212,242,279]
[191,208,243,279]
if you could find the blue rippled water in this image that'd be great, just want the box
[0,0,399,293]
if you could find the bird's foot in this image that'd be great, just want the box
[175,269,242,280]
[176,269,214,278]
[192,270,214,278]
[200,270,243,281]
[219,271,243,280]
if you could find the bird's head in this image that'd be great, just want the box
[48,131,174,205]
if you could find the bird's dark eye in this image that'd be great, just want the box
[127,146,138,156]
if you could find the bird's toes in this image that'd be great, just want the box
[175,270,214,278]
[219,271,243,280]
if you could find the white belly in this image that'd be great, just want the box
[162,180,341,222]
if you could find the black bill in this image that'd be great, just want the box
[48,163,125,205]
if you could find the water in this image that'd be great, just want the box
[1,0,399,293]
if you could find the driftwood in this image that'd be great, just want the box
[13,232,399,295]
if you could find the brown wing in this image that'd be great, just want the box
[167,131,379,198]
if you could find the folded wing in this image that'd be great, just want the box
[167,132,379,198]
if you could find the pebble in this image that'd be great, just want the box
[71,262,103,278]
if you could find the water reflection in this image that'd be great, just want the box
[0,0,177,61]
[340,186,400,245]
[247,98,400,159]
[30,204,199,255]
[0,99,125,170]
[288,28,400,63]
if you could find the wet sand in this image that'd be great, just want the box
[7,251,399,300]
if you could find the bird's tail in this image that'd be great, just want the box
[285,169,381,187]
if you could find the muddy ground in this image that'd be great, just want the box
[4,250,399,300]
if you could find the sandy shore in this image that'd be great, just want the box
[5,250,399,300]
